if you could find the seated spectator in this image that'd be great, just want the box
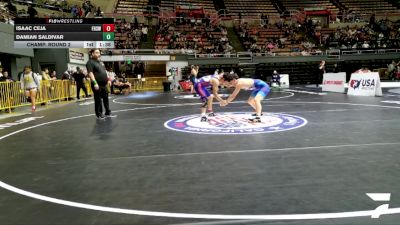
[95,7,102,17]
[113,75,132,94]
[5,0,17,15]
[27,5,38,18]
[362,41,370,49]
[154,18,233,55]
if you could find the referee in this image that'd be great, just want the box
[86,49,112,119]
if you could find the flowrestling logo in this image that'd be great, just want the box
[349,79,376,90]
[164,112,307,135]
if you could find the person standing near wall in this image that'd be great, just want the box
[20,66,40,112]
[190,65,199,96]
[316,60,325,87]
[86,49,112,119]
[73,67,89,100]
[42,68,52,104]
[142,26,148,42]
[271,70,281,88]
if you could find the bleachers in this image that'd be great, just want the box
[114,18,144,49]
[280,0,339,14]
[224,0,280,17]
[315,27,336,45]
[237,22,308,55]
[115,0,149,14]
[337,0,398,13]
[154,20,231,54]
[160,0,216,13]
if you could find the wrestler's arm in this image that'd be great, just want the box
[211,79,224,102]
[226,82,242,103]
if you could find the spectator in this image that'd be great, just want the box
[388,61,397,80]
[142,26,148,42]
[42,68,51,81]
[50,71,57,80]
[333,63,340,73]
[0,71,14,82]
[95,7,102,17]
[362,41,370,49]
[17,69,24,81]
[27,5,38,18]
[5,0,17,15]
[106,68,117,94]
[316,60,325,87]
[113,74,132,94]
[77,7,83,18]
[190,65,199,96]
[20,66,40,112]
[134,63,144,78]
[154,18,232,54]
[271,70,281,87]
[73,67,89,100]
[62,69,73,80]
[41,68,52,104]
[71,5,78,18]
[132,16,139,29]
[369,13,376,28]
[82,0,91,17]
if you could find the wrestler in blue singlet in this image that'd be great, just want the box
[250,79,270,98]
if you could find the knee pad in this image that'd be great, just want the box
[201,100,207,108]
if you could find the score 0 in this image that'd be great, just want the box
[102,24,115,41]
[102,24,115,32]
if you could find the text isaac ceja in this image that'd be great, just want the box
[15,26,46,31]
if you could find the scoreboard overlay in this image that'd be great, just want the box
[14,18,115,49]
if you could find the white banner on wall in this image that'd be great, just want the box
[69,49,89,65]
[271,74,289,88]
[322,72,346,93]
[166,61,189,81]
[166,61,189,90]
[347,72,382,96]
[279,74,290,88]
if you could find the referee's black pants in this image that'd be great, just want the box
[92,84,110,117]
[76,82,88,99]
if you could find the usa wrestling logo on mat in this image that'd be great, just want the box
[164,112,307,135]
[174,94,230,99]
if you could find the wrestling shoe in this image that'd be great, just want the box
[251,113,263,117]
[208,112,216,117]
[97,115,106,120]
[248,117,261,123]
[105,114,117,118]
[201,116,208,122]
